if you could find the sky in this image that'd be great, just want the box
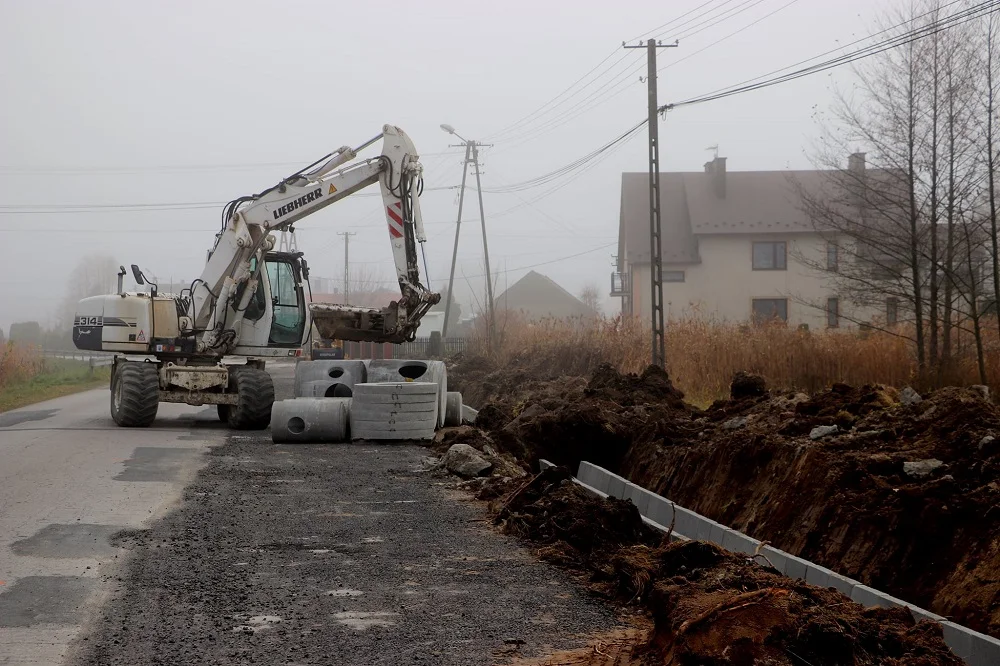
[0,0,885,335]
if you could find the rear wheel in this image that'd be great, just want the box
[110,362,159,427]
[225,367,274,430]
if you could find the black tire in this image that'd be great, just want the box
[217,404,230,422]
[111,362,159,427]
[226,367,274,430]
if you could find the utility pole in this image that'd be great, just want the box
[471,142,495,323]
[624,38,677,369]
[439,124,495,339]
[442,142,471,338]
[338,231,356,304]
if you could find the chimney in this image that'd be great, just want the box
[703,156,726,198]
[848,152,866,175]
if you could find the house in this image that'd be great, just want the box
[614,155,869,329]
[494,270,596,321]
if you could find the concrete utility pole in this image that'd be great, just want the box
[624,38,677,369]
[439,124,495,338]
[442,141,472,338]
[338,231,356,304]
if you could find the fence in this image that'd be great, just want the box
[342,337,468,360]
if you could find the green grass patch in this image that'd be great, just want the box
[0,358,111,413]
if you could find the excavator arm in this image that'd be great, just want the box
[191,125,440,353]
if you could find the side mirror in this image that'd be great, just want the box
[131,264,145,285]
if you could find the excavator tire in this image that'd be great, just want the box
[111,361,159,427]
[226,367,274,430]
[217,404,230,422]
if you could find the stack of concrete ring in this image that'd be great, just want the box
[270,359,476,443]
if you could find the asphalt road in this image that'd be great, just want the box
[0,363,618,665]
[0,377,229,665]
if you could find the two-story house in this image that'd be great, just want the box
[614,155,860,329]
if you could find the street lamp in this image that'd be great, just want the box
[438,124,493,340]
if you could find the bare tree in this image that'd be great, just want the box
[579,283,602,315]
[794,1,999,383]
[57,254,119,327]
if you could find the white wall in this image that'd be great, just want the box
[629,233,871,329]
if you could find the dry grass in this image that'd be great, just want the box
[467,312,999,405]
[0,342,44,390]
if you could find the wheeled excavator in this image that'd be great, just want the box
[73,125,441,429]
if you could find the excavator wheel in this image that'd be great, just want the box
[111,361,159,427]
[217,404,230,422]
[225,367,274,430]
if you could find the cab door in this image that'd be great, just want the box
[264,253,307,346]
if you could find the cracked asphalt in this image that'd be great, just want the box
[65,366,618,665]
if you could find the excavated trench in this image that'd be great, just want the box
[447,355,1000,638]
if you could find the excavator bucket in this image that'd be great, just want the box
[310,302,413,344]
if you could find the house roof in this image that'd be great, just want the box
[494,270,595,320]
[619,166,833,267]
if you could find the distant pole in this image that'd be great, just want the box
[624,37,677,369]
[442,142,472,338]
[339,231,356,304]
[470,142,495,328]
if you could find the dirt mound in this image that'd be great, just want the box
[491,468,962,665]
[730,370,767,399]
[449,355,1000,635]
[623,382,1000,636]
[494,467,660,568]
[586,363,687,408]
[465,364,695,473]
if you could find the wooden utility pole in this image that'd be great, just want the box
[624,38,677,369]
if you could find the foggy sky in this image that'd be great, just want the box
[0,0,879,334]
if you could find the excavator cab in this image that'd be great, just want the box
[236,251,309,348]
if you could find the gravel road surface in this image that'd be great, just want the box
[61,364,618,665]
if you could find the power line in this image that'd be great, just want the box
[483,0,731,143]
[659,0,801,72]
[459,242,618,279]
[0,151,463,176]
[666,0,993,109]
[662,0,769,43]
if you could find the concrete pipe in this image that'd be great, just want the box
[365,360,447,427]
[271,397,351,444]
[294,360,367,398]
[444,391,463,427]
[300,379,356,398]
[350,382,439,441]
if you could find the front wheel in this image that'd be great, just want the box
[110,362,159,427]
[225,367,274,430]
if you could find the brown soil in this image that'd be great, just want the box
[450,355,1000,638]
[492,466,963,665]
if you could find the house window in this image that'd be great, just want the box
[886,297,899,325]
[827,242,839,272]
[827,297,840,328]
[752,241,787,270]
[752,298,788,323]
[663,270,685,283]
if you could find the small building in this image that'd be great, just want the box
[494,270,596,321]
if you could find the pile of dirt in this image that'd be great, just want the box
[492,467,963,665]
[448,358,1000,636]
[492,467,660,568]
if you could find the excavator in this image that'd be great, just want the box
[73,125,440,429]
